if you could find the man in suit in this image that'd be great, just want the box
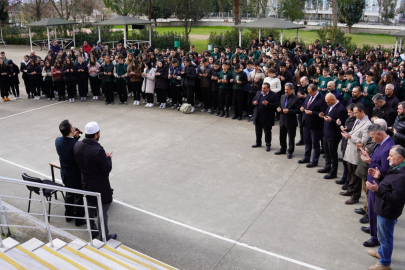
[74,122,117,240]
[341,103,372,204]
[252,82,280,152]
[55,120,85,226]
[372,93,397,127]
[318,90,347,179]
[296,76,309,145]
[359,121,395,248]
[275,83,300,159]
[298,84,328,167]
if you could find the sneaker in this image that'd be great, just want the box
[208,109,212,113]
[162,103,166,109]
[136,100,140,105]
[197,102,202,107]
[69,99,72,103]
[15,97,18,100]
[159,104,163,109]
[124,101,128,105]
[28,95,31,99]
[119,102,123,104]
[72,98,75,103]
[96,96,99,100]
[201,108,206,112]
[150,103,154,107]
[92,96,95,100]
[2,98,6,102]
[84,97,86,101]
[37,96,40,99]
[52,98,55,100]
[133,101,137,105]
[145,103,149,107]
[190,106,195,113]
[48,98,50,100]
[171,104,177,109]
[81,97,84,101]
[105,101,109,105]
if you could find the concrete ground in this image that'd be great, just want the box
[0,46,405,270]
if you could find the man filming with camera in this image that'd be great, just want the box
[55,120,86,226]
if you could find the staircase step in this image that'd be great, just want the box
[117,245,178,270]
[4,246,51,270]
[81,244,138,270]
[57,246,106,270]
[0,251,26,270]
[33,245,80,270]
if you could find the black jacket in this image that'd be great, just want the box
[75,62,89,80]
[323,102,347,141]
[181,65,197,87]
[63,64,77,81]
[387,115,405,148]
[155,65,169,89]
[302,92,328,131]
[376,102,397,127]
[27,64,42,80]
[253,91,280,127]
[198,65,213,88]
[386,95,399,111]
[374,166,405,220]
[74,138,113,204]
[7,64,20,84]
[279,94,300,128]
[55,136,82,189]
[20,61,30,80]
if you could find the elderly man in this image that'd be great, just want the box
[387,101,405,147]
[298,84,327,167]
[318,92,346,179]
[366,145,405,270]
[326,80,344,104]
[347,86,364,107]
[296,76,309,145]
[276,82,300,158]
[372,93,397,127]
[384,83,399,111]
[359,122,395,248]
[252,82,279,152]
[29,51,38,62]
[341,103,372,204]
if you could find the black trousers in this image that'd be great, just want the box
[347,162,362,200]
[89,202,110,238]
[201,86,211,109]
[0,82,8,97]
[233,89,245,117]
[44,80,54,98]
[187,86,194,106]
[323,138,340,175]
[212,91,219,111]
[247,92,257,116]
[170,83,182,105]
[64,192,84,225]
[103,81,114,102]
[130,81,142,101]
[146,93,154,103]
[279,125,297,154]
[89,76,100,96]
[23,77,30,96]
[54,80,65,98]
[29,79,41,96]
[116,80,127,102]
[9,81,19,97]
[77,78,88,98]
[219,88,231,112]
[297,112,304,140]
[65,80,76,98]
[255,118,272,146]
[156,87,167,104]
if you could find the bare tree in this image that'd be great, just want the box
[22,0,50,20]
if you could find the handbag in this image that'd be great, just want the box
[180,103,192,114]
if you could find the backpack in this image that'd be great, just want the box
[180,103,192,114]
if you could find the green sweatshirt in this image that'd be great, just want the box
[335,78,346,94]
[225,52,233,60]
[218,70,232,89]
[232,70,248,90]
[343,79,358,101]
[318,76,333,95]
[361,81,378,106]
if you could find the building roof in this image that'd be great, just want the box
[26,18,79,27]
[93,16,154,26]
[233,17,305,30]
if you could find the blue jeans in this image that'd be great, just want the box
[377,215,397,266]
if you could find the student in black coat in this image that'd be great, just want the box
[75,57,89,101]
[63,58,77,102]
[252,82,280,152]
[155,60,169,108]
[73,122,116,240]
[298,84,328,167]
[27,59,42,100]
[372,93,397,127]
[21,56,31,98]
[181,57,197,108]
[7,60,20,99]
[296,76,309,145]
[318,91,347,179]
[275,82,300,158]
[55,120,85,226]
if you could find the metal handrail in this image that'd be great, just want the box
[0,176,107,248]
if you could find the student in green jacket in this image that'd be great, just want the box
[342,70,358,106]
[218,61,232,118]
[335,70,346,95]
[128,44,140,56]
[114,55,128,104]
[234,46,248,62]
[361,71,378,118]
[317,68,333,95]
[212,46,221,61]
[231,63,248,120]
[224,45,233,61]
[251,46,261,61]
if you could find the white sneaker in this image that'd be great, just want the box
[133,101,137,105]
[69,99,72,102]
[208,109,212,113]
[52,98,55,100]
[137,100,140,105]
[72,98,75,103]
[198,102,202,107]
[15,97,18,100]
[48,98,50,100]
[162,103,166,109]
[190,106,195,113]
[96,96,99,100]
[150,103,154,107]
[159,104,163,109]
[201,108,206,112]
[145,103,149,107]
[84,97,86,101]
[37,96,40,99]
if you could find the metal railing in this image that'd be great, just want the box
[0,176,106,248]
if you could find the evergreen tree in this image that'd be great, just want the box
[0,0,9,23]
[337,0,366,33]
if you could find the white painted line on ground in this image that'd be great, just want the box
[0,101,66,120]
[0,157,325,270]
